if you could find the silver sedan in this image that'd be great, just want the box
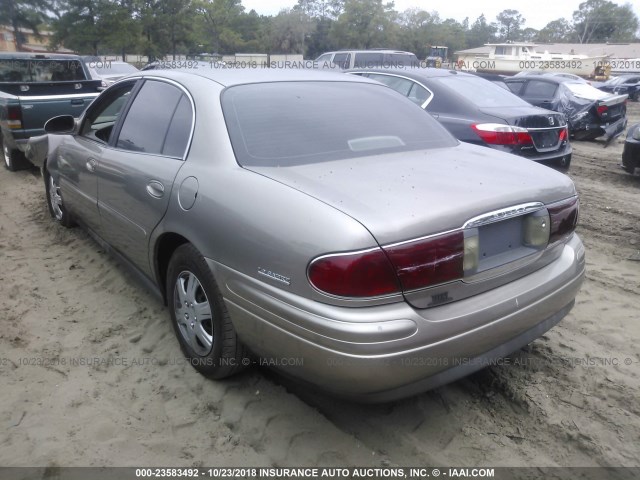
[27,68,585,401]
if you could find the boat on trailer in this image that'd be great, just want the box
[456,43,610,79]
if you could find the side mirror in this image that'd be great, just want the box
[44,115,76,135]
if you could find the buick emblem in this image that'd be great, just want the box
[548,116,555,126]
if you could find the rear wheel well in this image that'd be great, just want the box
[155,233,190,304]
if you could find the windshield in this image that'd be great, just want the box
[0,58,87,82]
[435,75,532,108]
[222,81,457,167]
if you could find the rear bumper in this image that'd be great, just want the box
[491,143,572,166]
[574,116,627,141]
[212,234,585,402]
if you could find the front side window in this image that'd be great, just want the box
[221,81,457,167]
[116,80,187,155]
[332,53,351,69]
[80,82,135,143]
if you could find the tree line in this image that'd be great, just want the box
[1,0,639,61]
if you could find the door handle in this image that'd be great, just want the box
[86,158,97,173]
[146,180,165,198]
[71,99,84,106]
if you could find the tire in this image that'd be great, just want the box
[166,243,248,379]
[3,142,31,171]
[45,169,75,227]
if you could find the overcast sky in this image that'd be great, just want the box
[240,0,640,31]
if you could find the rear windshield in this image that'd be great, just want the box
[565,82,610,100]
[221,81,457,167]
[0,59,87,82]
[435,75,532,108]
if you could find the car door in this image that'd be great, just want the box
[57,81,137,233]
[520,80,558,110]
[96,78,193,275]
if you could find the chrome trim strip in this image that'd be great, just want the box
[346,71,435,108]
[526,126,566,131]
[463,202,544,228]
[17,93,99,101]
[383,228,462,249]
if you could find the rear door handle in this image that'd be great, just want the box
[71,99,84,106]
[146,180,165,198]
[86,158,97,173]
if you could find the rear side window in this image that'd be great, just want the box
[384,53,420,67]
[506,80,526,95]
[367,74,414,96]
[117,80,190,156]
[523,81,558,99]
[221,82,457,167]
[354,53,384,67]
[408,83,432,105]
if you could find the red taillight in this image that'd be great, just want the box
[596,104,608,116]
[559,127,568,142]
[308,248,400,297]
[7,106,23,129]
[548,197,579,243]
[308,231,467,297]
[383,231,464,291]
[472,123,533,146]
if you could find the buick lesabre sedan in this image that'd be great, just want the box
[27,69,585,401]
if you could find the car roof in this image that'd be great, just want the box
[346,67,478,81]
[323,49,415,55]
[133,67,380,88]
[505,74,565,84]
[0,52,83,60]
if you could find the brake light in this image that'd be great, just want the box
[7,106,22,129]
[548,197,579,243]
[308,231,472,297]
[597,105,608,116]
[308,248,400,297]
[559,127,568,142]
[471,123,533,146]
[383,231,464,291]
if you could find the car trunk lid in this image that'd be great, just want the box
[479,106,568,153]
[248,142,577,307]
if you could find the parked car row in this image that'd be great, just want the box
[597,74,640,101]
[18,66,586,401]
[347,68,573,170]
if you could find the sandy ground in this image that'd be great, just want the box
[1,104,639,469]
